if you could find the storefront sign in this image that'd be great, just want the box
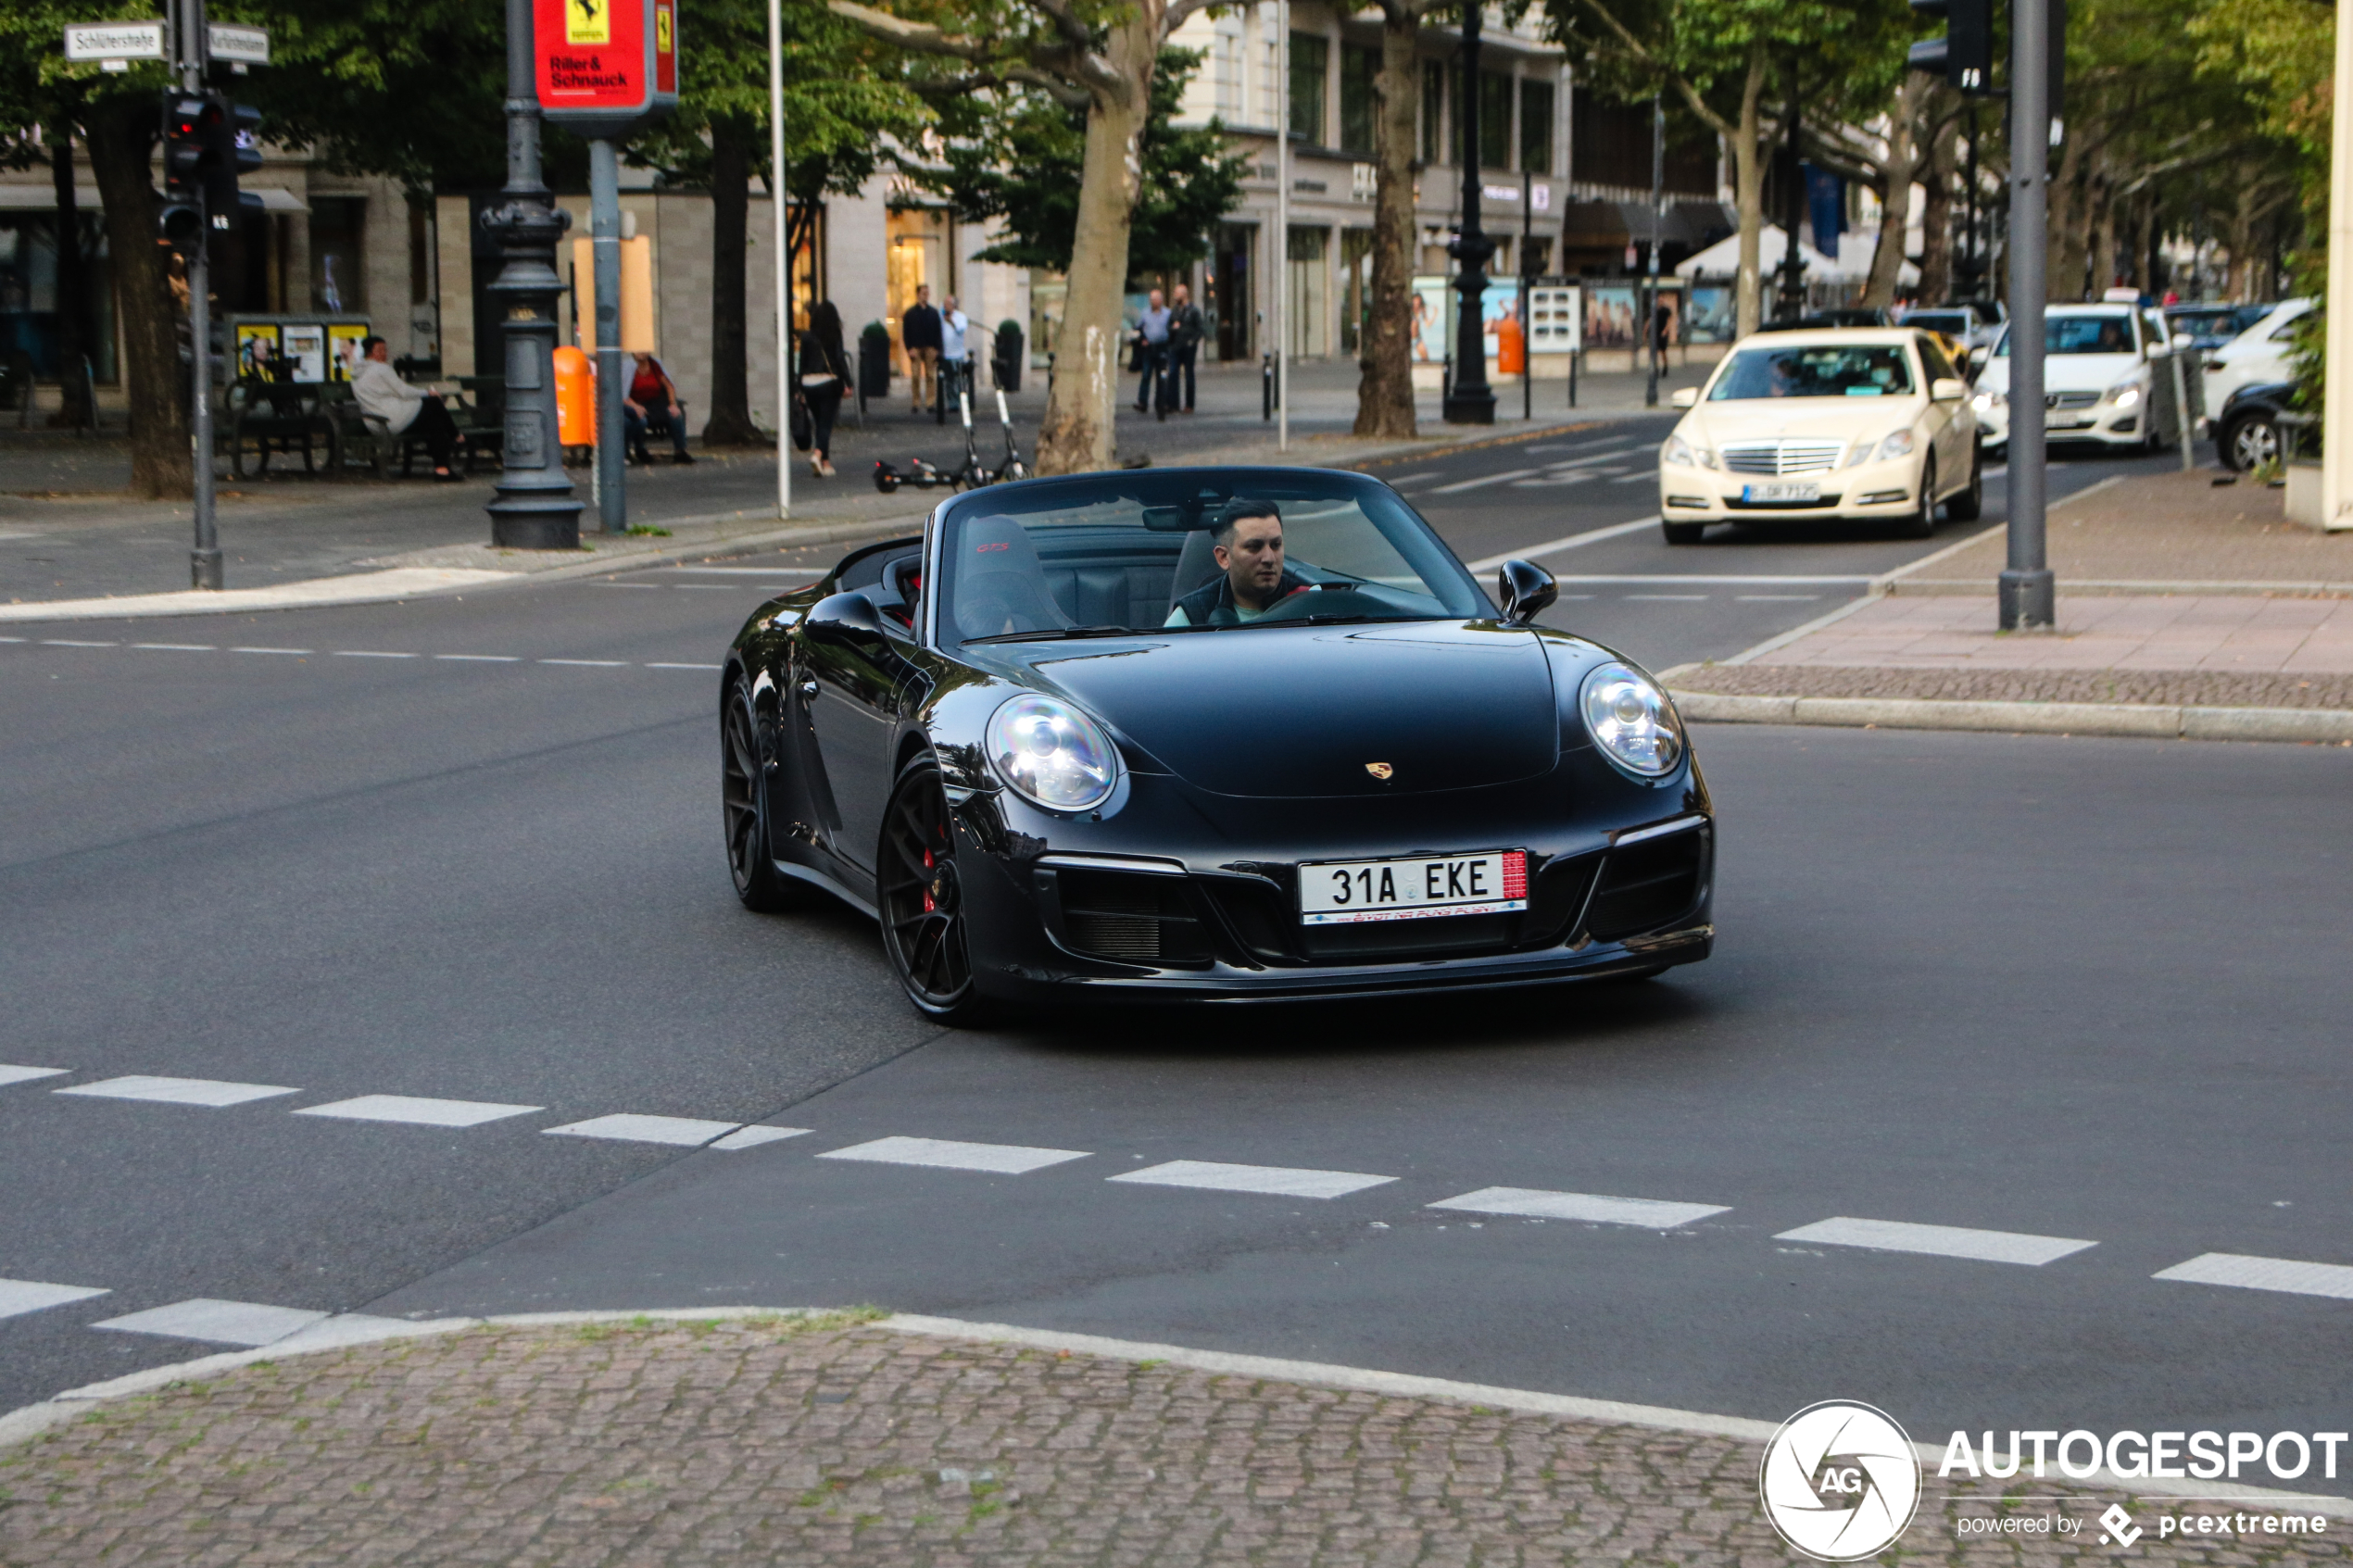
[535,0,677,139]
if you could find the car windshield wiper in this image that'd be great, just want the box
[965,625,1147,645]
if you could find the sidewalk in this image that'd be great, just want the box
[0,359,1688,619]
[1668,468,2353,744]
[2,1311,2340,1565]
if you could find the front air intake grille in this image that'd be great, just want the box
[1720,439,1847,476]
[2047,390,2099,409]
[1583,832,1706,942]
[1055,869,1212,967]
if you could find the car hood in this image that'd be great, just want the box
[1980,353,2140,395]
[1684,396,1925,447]
[996,621,1561,797]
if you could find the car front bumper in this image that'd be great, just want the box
[1975,399,2145,448]
[1658,454,1923,522]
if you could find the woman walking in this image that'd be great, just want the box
[797,300,852,478]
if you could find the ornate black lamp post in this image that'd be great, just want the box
[483,0,580,549]
[1443,4,1496,424]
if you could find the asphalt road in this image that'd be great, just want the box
[6,430,2347,1486]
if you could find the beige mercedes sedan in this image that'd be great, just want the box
[1656,328,1982,544]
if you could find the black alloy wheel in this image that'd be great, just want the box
[1947,447,1984,521]
[2223,412,2279,473]
[723,682,805,912]
[878,754,992,1024]
[1898,453,1938,539]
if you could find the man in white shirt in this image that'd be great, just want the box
[940,295,972,410]
[349,338,464,480]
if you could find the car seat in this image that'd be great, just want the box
[1166,527,1222,619]
[950,516,1074,640]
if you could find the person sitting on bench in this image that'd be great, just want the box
[350,337,464,481]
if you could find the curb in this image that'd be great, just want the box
[1671,689,2353,744]
[4,1306,2347,1520]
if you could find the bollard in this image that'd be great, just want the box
[1568,350,1579,408]
[1262,353,1273,421]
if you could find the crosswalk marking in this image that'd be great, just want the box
[1776,1216,2096,1266]
[295,1094,543,1128]
[817,1135,1091,1174]
[1428,1187,1729,1229]
[0,1278,109,1321]
[0,1064,69,1088]
[2153,1252,2353,1300]
[710,1125,812,1151]
[1108,1160,1397,1200]
[92,1298,331,1347]
[55,1075,299,1108]
[544,1113,744,1147]
[1428,467,1542,494]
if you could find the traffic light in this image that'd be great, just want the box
[158,93,212,249]
[210,101,263,227]
[1908,0,1994,94]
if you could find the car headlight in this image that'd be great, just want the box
[1973,389,2006,411]
[1663,433,1692,467]
[1879,429,1916,459]
[1580,661,1685,780]
[985,694,1118,811]
[2103,383,2142,408]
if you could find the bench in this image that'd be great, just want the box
[225,380,336,478]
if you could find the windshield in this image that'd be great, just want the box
[1707,344,1915,400]
[935,470,1491,645]
[1905,312,1969,335]
[1994,315,2137,357]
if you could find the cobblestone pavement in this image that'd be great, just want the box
[2,1315,2343,1566]
[1670,663,2353,711]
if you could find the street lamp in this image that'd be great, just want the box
[1443,2,1495,424]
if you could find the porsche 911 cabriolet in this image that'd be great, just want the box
[721,466,1713,1022]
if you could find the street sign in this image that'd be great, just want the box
[64,22,166,62]
[208,23,270,65]
[535,0,678,138]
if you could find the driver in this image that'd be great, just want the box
[1165,498,1307,626]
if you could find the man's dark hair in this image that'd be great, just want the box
[1214,496,1279,546]
[360,336,386,355]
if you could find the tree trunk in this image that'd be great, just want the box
[2086,166,2118,295]
[85,94,190,498]
[1917,112,1957,305]
[1858,81,1919,310]
[2045,132,2087,304]
[1035,19,1155,475]
[703,119,762,445]
[49,119,95,432]
[1353,3,1423,439]
[1730,48,1769,338]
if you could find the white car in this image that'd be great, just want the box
[1972,305,2192,455]
[1658,329,1981,544]
[2202,298,2311,421]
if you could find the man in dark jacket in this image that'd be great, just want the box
[1165,499,1306,626]
[900,285,943,413]
[1168,282,1205,413]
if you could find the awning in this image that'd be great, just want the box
[0,184,105,210]
[1560,198,1733,250]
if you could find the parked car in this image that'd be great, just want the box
[2164,302,2271,355]
[1971,304,2194,456]
[2202,299,2313,422]
[2211,380,2296,472]
[1900,302,2003,358]
[1659,328,1981,542]
[1757,307,1894,332]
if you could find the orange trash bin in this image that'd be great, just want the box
[554,346,595,448]
[1495,311,1526,376]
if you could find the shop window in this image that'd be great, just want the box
[1340,44,1378,156]
[0,213,114,382]
[1479,72,1513,170]
[1520,79,1554,175]
[309,195,367,314]
[1286,224,1328,358]
[1339,229,1375,355]
[1290,32,1327,144]
[1421,59,1447,165]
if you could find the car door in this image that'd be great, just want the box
[1916,335,1967,485]
[801,614,913,879]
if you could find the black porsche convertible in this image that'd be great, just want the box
[721,466,1713,1022]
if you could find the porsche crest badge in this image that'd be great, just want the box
[1365,762,1394,780]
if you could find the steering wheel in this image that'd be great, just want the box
[1246,582,1363,624]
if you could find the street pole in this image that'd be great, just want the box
[1965,105,1979,297]
[2318,0,2353,530]
[1443,1,1495,424]
[484,0,581,550]
[588,138,623,534]
[2000,0,2055,629]
[1645,92,1663,408]
[1521,169,1532,422]
[769,0,790,517]
[180,0,220,590]
[1276,0,1290,452]
[1780,60,1803,321]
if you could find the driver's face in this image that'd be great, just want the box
[1214,518,1285,608]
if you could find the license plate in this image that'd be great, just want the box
[1298,849,1528,924]
[1742,481,1822,503]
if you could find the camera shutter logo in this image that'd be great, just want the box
[1758,1401,1922,1562]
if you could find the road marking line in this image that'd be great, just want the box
[673,584,746,592]
[40,639,117,647]
[1611,471,1654,483]
[817,1135,1091,1174]
[2153,1252,2353,1300]
[294,1094,543,1128]
[1555,574,1873,584]
[1775,1216,2095,1266]
[231,646,310,656]
[593,583,666,589]
[1466,518,1659,573]
[1506,474,1599,488]
[711,1125,813,1151]
[544,1113,745,1147]
[0,1064,70,1088]
[333,650,419,659]
[538,659,630,667]
[1737,594,1821,601]
[658,566,828,576]
[0,635,24,643]
[55,1075,299,1108]
[92,1298,331,1347]
[1428,467,1543,494]
[1383,470,1444,484]
[1623,594,1709,601]
[1428,1187,1730,1228]
[131,643,215,651]
[434,654,520,662]
[0,1278,110,1321]
[645,661,724,671]
[1108,1160,1397,1199]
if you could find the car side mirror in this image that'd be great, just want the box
[1669,386,1699,409]
[803,590,887,645]
[1496,558,1558,628]
[1969,345,1989,366]
[1931,376,1965,402]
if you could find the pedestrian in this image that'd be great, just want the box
[939,294,973,414]
[623,352,693,464]
[1132,287,1171,418]
[797,299,852,479]
[1168,282,1204,413]
[901,284,943,414]
[351,335,466,481]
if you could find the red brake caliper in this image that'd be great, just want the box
[922,847,936,913]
